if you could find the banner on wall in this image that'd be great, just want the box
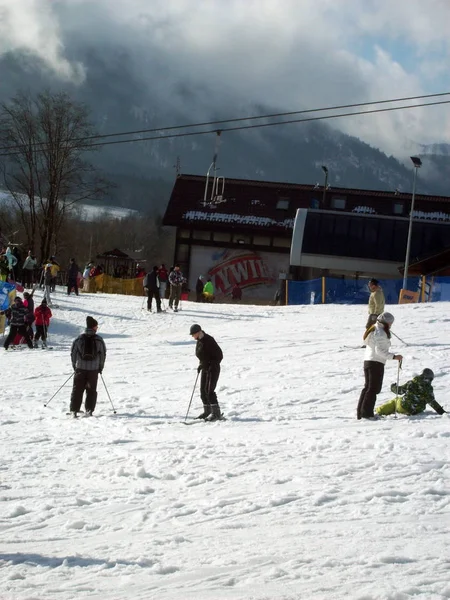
[189,247,289,299]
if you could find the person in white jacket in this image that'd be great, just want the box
[357,312,403,420]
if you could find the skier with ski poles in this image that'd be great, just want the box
[190,323,224,421]
[69,316,106,418]
[34,298,52,348]
[357,312,402,420]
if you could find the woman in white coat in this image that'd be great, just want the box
[357,312,403,420]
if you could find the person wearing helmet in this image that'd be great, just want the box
[366,278,385,328]
[357,312,403,420]
[190,323,224,421]
[376,368,446,416]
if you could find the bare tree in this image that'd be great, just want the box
[0,91,109,261]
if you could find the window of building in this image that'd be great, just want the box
[253,235,271,246]
[272,236,291,248]
[179,229,191,238]
[213,231,231,242]
[192,230,212,241]
[331,197,346,210]
[177,244,190,262]
[232,234,251,244]
[393,202,404,215]
[276,198,290,210]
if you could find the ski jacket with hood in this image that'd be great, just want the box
[363,322,395,365]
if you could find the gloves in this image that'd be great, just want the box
[390,383,398,394]
[197,365,202,373]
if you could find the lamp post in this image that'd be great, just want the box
[321,165,328,207]
[402,156,422,290]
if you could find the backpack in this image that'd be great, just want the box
[81,334,97,361]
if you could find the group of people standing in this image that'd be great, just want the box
[143,264,188,313]
[3,292,52,350]
[357,279,446,420]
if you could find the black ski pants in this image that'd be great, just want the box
[4,325,33,349]
[35,324,48,342]
[147,288,161,311]
[357,360,385,419]
[23,269,34,288]
[67,278,79,295]
[70,369,99,413]
[200,363,220,405]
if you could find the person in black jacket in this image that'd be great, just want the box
[190,323,224,421]
[69,316,107,417]
[67,258,80,296]
[143,266,162,312]
[195,276,204,302]
[4,297,34,350]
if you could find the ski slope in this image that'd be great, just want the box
[1,290,449,600]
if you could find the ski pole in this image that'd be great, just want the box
[101,374,117,413]
[44,373,74,407]
[184,371,200,422]
[391,331,409,346]
[394,359,402,419]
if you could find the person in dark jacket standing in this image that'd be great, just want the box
[143,266,162,312]
[3,296,34,350]
[190,323,224,421]
[23,291,35,341]
[67,258,80,296]
[195,276,204,302]
[168,264,184,312]
[69,316,107,417]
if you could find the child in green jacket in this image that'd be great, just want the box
[376,368,446,416]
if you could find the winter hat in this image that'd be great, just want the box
[41,298,47,305]
[421,368,434,382]
[369,278,379,286]
[86,316,98,329]
[23,292,30,299]
[377,312,395,325]
[190,323,202,335]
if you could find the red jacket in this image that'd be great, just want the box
[34,305,52,326]
[158,267,168,282]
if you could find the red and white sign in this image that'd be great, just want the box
[189,247,289,299]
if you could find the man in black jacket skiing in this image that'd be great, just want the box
[69,316,107,417]
[190,323,224,421]
[143,266,162,312]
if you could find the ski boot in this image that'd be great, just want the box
[196,404,211,420]
[206,404,223,422]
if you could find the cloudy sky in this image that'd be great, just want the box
[1,0,450,157]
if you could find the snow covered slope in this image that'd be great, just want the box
[1,292,449,599]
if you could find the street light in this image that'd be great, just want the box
[402,156,422,289]
[321,165,328,207]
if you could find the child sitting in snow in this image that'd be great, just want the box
[376,368,446,417]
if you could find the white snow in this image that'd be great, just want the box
[0,292,449,600]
